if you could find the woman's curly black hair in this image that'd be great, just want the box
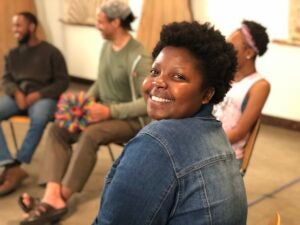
[242,20,269,56]
[152,21,237,104]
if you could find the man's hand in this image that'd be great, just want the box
[26,91,42,106]
[14,90,28,110]
[89,102,111,122]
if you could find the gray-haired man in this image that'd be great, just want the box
[19,1,151,224]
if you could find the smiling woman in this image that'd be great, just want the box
[92,21,247,225]
[143,46,210,120]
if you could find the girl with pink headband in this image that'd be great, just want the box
[214,20,270,163]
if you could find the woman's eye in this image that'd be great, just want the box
[173,73,186,81]
[150,68,159,76]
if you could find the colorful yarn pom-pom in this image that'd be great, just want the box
[55,91,94,132]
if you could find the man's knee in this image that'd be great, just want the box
[30,115,53,126]
[48,123,66,139]
[79,128,102,144]
[29,99,56,122]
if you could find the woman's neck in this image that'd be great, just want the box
[234,64,256,82]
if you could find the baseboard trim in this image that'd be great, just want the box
[70,76,94,85]
[261,114,300,131]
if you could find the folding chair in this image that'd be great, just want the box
[268,212,281,225]
[106,143,125,162]
[8,115,30,151]
[240,118,261,176]
[106,144,116,162]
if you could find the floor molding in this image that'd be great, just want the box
[261,114,300,132]
[70,76,94,85]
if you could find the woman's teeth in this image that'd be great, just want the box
[151,96,172,103]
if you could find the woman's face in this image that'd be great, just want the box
[227,30,252,69]
[143,46,212,120]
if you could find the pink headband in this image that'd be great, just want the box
[241,25,259,54]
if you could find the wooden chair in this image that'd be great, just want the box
[240,118,261,176]
[268,212,281,225]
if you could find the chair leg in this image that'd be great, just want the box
[9,120,19,151]
[107,144,115,162]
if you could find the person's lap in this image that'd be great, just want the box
[60,118,142,192]
[0,95,57,164]
[81,118,142,144]
[0,95,23,120]
[0,95,56,121]
[27,98,57,122]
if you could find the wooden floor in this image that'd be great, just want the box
[0,81,299,225]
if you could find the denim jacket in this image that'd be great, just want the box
[92,104,247,225]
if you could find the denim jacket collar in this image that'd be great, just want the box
[194,103,214,119]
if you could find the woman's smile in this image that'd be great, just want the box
[150,95,173,103]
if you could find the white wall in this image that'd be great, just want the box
[35,0,300,121]
[35,0,143,80]
[192,0,300,121]
[192,0,289,39]
[35,0,103,80]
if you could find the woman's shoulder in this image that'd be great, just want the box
[142,119,186,133]
[247,72,270,95]
[252,77,270,89]
[133,117,232,174]
[139,117,215,144]
[138,120,184,142]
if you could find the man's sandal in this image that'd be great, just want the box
[18,194,40,213]
[20,202,68,225]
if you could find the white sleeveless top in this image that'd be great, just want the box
[213,73,263,159]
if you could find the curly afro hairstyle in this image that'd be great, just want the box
[152,21,237,104]
[242,20,269,56]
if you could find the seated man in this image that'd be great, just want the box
[19,1,152,224]
[0,11,69,196]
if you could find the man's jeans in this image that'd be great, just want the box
[0,95,56,166]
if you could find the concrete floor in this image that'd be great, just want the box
[0,81,299,225]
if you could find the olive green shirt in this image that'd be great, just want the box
[87,37,152,124]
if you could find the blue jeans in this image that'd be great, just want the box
[0,95,57,166]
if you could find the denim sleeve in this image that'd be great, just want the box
[92,134,177,225]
